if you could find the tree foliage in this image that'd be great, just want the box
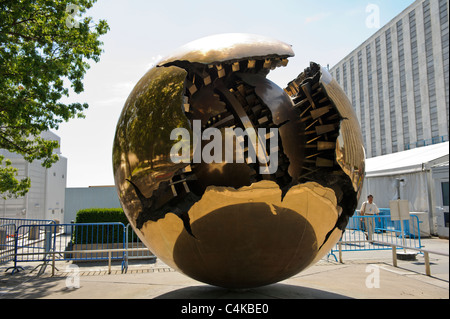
[0,0,109,198]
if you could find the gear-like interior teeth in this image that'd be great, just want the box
[286,63,341,176]
[285,62,359,231]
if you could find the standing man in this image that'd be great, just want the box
[360,195,380,241]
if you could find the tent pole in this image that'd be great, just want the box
[425,168,437,236]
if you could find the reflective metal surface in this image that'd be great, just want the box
[320,66,365,198]
[113,34,365,289]
[158,33,294,66]
[285,62,366,230]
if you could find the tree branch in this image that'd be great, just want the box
[0,131,30,154]
[4,31,38,42]
[2,17,36,29]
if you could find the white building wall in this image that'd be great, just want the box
[0,131,67,222]
[1,155,27,219]
[26,160,46,220]
[45,156,67,222]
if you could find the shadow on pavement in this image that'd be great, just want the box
[154,283,353,299]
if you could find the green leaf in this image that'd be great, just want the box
[0,0,109,197]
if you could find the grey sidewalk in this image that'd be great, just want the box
[0,238,448,299]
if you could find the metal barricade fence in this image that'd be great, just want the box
[13,224,55,263]
[122,224,155,272]
[0,224,16,265]
[125,224,154,260]
[59,222,126,262]
[6,222,128,273]
[0,218,55,236]
[331,214,422,254]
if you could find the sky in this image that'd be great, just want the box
[54,0,416,188]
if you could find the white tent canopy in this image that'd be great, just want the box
[365,142,449,177]
[359,142,449,213]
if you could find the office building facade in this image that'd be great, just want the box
[330,0,449,158]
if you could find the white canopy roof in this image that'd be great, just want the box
[365,142,449,177]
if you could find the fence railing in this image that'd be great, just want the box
[0,217,56,227]
[0,224,16,265]
[15,247,155,276]
[404,135,448,150]
[0,218,55,236]
[337,214,422,250]
[2,221,154,274]
[334,240,449,277]
[374,241,448,276]
[125,224,147,259]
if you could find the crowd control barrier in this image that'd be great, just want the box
[0,218,55,236]
[0,224,16,265]
[3,221,154,274]
[328,213,422,261]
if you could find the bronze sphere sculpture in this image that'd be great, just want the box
[113,33,365,289]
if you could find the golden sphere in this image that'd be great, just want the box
[113,34,365,288]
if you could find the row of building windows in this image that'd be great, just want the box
[440,0,450,132]
[375,37,387,155]
[331,0,449,157]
